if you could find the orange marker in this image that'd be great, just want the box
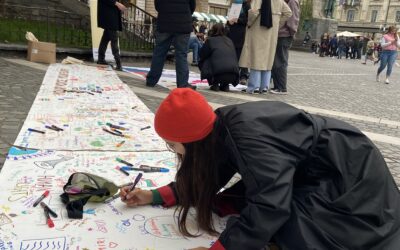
[116,141,125,147]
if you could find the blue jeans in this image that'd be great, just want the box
[188,36,202,63]
[377,50,398,77]
[146,32,190,87]
[247,69,271,93]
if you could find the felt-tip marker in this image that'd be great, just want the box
[125,173,143,199]
[28,128,45,134]
[116,141,125,147]
[33,190,49,207]
[45,125,60,132]
[116,157,133,166]
[40,202,58,218]
[121,165,169,173]
[43,208,54,228]
[140,125,151,131]
[51,125,64,131]
[106,123,126,131]
[116,166,129,176]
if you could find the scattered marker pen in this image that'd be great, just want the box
[51,125,64,131]
[116,166,130,176]
[43,208,54,228]
[33,190,50,207]
[45,125,60,132]
[40,202,58,218]
[116,141,125,147]
[140,125,151,131]
[116,157,133,166]
[28,128,45,134]
[106,123,126,131]
[121,166,169,173]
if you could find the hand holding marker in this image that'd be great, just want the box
[105,173,143,203]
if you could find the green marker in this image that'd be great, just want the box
[116,157,133,166]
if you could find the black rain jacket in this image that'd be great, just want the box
[169,101,400,250]
[155,0,195,33]
[97,0,122,31]
[212,101,400,249]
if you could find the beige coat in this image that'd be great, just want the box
[239,0,292,70]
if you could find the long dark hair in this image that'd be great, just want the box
[175,129,219,237]
[209,23,227,37]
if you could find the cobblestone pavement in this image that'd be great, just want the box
[1,50,400,186]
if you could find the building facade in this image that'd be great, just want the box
[334,0,400,33]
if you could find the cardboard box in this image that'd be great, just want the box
[27,41,56,64]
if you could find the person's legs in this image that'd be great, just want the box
[247,69,261,93]
[172,33,190,88]
[384,51,398,83]
[108,30,122,70]
[271,37,291,92]
[146,32,174,87]
[236,47,248,84]
[259,70,271,92]
[377,51,389,82]
[188,36,199,64]
[98,29,110,63]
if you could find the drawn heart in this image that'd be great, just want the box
[109,242,118,248]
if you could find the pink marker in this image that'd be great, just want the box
[33,190,50,207]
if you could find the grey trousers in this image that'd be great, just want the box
[271,37,293,91]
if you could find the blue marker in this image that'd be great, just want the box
[120,165,169,173]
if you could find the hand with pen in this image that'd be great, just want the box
[120,188,153,207]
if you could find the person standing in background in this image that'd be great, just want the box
[376,26,399,84]
[226,0,251,85]
[240,0,292,94]
[146,0,196,89]
[270,0,299,95]
[97,0,127,71]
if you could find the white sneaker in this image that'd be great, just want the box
[385,78,390,84]
[376,75,380,82]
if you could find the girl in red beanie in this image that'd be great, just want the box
[120,88,400,250]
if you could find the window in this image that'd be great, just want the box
[209,6,228,16]
[347,10,355,22]
[371,10,378,22]
[396,11,400,23]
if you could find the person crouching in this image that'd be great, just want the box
[199,23,239,92]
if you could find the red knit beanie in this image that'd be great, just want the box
[154,88,217,143]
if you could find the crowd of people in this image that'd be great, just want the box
[143,0,299,95]
[307,27,399,84]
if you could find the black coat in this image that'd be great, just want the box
[226,2,250,48]
[97,0,122,31]
[211,101,400,249]
[155,0,195,33]
[199,36,239,81]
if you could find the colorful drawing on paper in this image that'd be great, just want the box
[0,64,229,250]
[20,237,66,250]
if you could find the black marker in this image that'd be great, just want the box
[117,166,130,176]
[140,125,151,131]
[51,125,64,131]
[28,128,45,134]
[40,202,58,218]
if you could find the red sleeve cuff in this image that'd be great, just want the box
[156,185,177,207]
[210,240,225,250]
